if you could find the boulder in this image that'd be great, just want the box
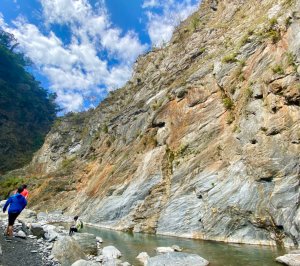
[43,224,59,242]
[20,220,31,235]
[16,230,26,239]
[30,223,45,238]
[72,233,98,255]
[52,236,87,266]
[156,247,174,253]
[102,246,122,259]
[96,236,103,243]
[71,259,101,266]
[147,252,209,266]
[171,245,182,252]
[276,254,300,266]
[136,252,149,264]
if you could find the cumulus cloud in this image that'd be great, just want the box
[0,0,147,112]
[143,0,200,46]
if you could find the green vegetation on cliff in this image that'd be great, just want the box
[0,30,57,174]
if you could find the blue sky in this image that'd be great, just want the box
[0,0,199,112]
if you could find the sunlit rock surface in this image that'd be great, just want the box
[23,0,300,247]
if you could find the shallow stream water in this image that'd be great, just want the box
[81,225,287,266]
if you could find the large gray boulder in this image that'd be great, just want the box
[102,246,121,259]
[30,223,45,238]
[72,233,98,255]
[276,254,300,266]
[71,260,101,266]
[147,252,209,266]
[43,224,60,242]
[52,236,87,266]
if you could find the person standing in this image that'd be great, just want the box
[3,186,27,237]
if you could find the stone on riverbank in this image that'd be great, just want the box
[276,254,300,266]
[102,246,121,259]
[136,252,150,264]
[72,233,98,255]
[52,236,87,266]
[30,223,45,238]
[43,224,59,242]
[156,247,174,253]
[171,245,182,252]
[71,259,101,266]
[16,230,27,239]
[96,236,103,243]
[147,252,209,266]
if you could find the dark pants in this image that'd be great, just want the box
[8,212,20,226]
[69,226,78,236]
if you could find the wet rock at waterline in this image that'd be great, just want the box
[276,253,300,266]
[156,246,175,253]
[102,246,122,259]
[147,252,209,266]
[136,252,150,264]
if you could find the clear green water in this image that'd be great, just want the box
[81,225,287,266]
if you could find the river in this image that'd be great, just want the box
[81,225,286,265]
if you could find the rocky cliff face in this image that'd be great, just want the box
[24,0,299,247]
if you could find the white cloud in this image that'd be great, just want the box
[0,0,148,112]
[142,0,160,8]
[56,91,84,112]
[143,0,199,46]
[40,0,91,25]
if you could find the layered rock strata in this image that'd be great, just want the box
[23,0,300,247]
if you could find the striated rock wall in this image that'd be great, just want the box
[23,0,299,247]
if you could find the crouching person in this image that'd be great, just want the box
[3,186,27,237]
[69,215,83,236]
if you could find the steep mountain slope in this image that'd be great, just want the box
[24,0,299,247]
[0,30,57,175]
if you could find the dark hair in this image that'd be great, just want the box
[17,186,24,194]
[74,216,79,220]
[22,184,27,189]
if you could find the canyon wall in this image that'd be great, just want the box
[24,0,299,247]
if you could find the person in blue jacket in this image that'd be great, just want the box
[3,186,27,237]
